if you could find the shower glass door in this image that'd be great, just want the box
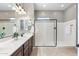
[35,18,57,47]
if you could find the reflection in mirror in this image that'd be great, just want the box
[0,3,34,39]
[16,17,33,36]
[0,3,16,39]
[0,19,15,39]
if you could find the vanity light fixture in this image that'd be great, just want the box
[12,3,26,15]
[8,4,26,15]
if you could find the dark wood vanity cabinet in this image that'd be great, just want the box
[24,36,33,56]
[11,36,33,56]
[11,46,23,56]
[28,38,33,56]
[23,40,28,56]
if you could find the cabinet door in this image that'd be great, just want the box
[28,45,32,56]
[30,36,33,51]
[11,46,23,56]
[24,47,28,56]
[24,40,28,56]
[28,37,33,56]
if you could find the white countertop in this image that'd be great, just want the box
[0,32,34,56]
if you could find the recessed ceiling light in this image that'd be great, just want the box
[8,4,12,7]
[43,4,47,8]
[61,4,64,8]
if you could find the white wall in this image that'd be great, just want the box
[57,20,76,47]
[57,22,64,47]
[64,4,76,22]
[58,4,76,47]
[64,20,76,46]
[78,4,79,45]
[77,3,79,56]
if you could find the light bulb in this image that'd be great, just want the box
[18,6,22,9]
[21,9,24,12]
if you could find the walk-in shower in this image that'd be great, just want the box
[34,18,57,47]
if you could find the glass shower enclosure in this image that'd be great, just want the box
[34,18,57,47]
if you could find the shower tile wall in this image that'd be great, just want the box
[35,21,56,46]
[64,20,76,46]
[57,20,76,47]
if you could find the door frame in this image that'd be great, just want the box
[33,18,57,47]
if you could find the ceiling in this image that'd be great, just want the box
[34,3,73,10]
[0,3,74,11]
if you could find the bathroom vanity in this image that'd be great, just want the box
[0,3,34,56]
[0,33,34,56]
[11,35,33,56]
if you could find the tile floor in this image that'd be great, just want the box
[31,47,77,56]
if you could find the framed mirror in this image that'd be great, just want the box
[0,3,16,39]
